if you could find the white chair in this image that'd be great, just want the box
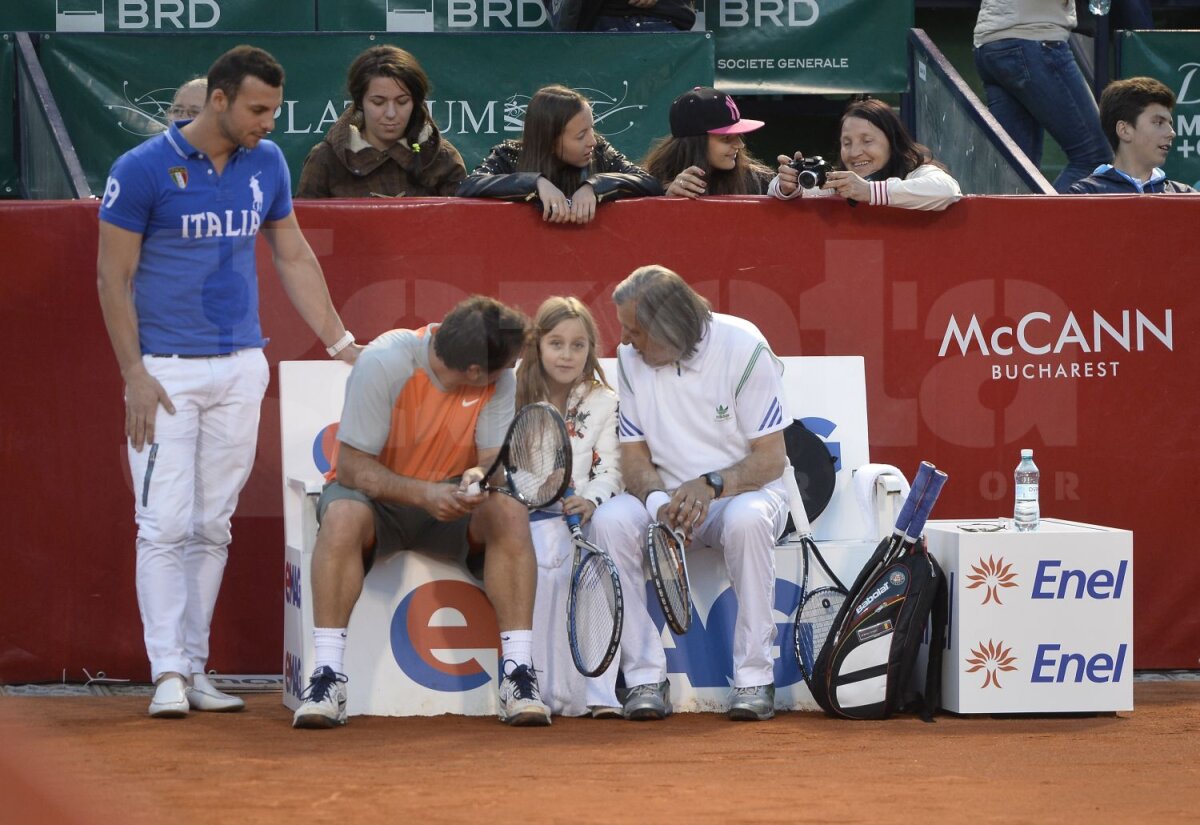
[279,355,891,715]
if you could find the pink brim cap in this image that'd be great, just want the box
[708,118,765,135]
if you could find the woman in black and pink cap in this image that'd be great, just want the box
[643,86,775,198]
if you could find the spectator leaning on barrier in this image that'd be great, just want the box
[1069,77,1197,194]
[973,0,1112,193]
[296,45,465,198]
[456,84,662,225]
[166,77,206,124]
[97,45,360,720]
[643,86,774,197]
[292,297,557,730]
[590,265,792,722]
[769,97,961,211]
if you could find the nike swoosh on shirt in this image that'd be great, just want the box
[461,398,481,407]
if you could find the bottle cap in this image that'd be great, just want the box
[1021,449,1033,458]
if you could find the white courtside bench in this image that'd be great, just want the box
[280,356,889,716]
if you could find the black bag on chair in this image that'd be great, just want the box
[782,419,838,533]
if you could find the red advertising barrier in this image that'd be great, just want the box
[0,195,1196,682]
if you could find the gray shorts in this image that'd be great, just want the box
[317,481,470,572]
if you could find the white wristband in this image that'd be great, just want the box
[326,330,355,358]
[645,491,671,520]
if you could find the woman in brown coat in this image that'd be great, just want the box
[296,45,465,198]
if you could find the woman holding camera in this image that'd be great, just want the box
[456,84,661,224]
[643,87,774,197]
[769,98,961,211]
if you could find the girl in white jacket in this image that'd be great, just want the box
[769,97,961,211]
[515,296,624,717]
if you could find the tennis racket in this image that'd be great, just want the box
[646,521,691,635]
[468,402,571,509]
[885,465,948,566]
[563,489,623,678]
[837,462,940,619]
[785,468,849,688]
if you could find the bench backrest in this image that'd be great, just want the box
[280,355,869,541]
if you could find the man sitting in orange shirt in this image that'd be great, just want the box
[293,296,552,728]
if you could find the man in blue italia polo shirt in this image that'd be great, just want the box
[592,264,792,722]
[97,45,360,718]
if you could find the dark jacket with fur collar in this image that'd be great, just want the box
[455,138,662,202]
[296,107,466,198]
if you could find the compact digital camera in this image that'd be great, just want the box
[789,156,832,189]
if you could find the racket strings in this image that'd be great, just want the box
[507,407,569,505]
[650,529,689,627]
[796,589,847,678]
[571,556,620,671]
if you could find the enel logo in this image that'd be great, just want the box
[391,580,499,692]
[311,423,339,474]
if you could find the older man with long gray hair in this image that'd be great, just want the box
[592,264,791,721]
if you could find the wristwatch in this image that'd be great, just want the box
[701,471,724,498]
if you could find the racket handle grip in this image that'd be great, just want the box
[563,486,583,530]
[895,461,934,534]
[466,481,481,495]
[906,470,948,541]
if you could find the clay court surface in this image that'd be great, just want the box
[2,681,1197,824]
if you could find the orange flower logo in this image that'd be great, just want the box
[965,640,1018,689]
[965,555,1019,605]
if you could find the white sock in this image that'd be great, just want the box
[313,627,348,674]
[499,629,533,670]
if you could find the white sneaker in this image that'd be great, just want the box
[292,666,348,729]
[187,673,245,712]
[497,661,550,727]
[148,673,189,719]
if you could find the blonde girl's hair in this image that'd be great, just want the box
[515,296,610,408]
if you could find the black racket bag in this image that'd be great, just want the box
[810,540,948,721]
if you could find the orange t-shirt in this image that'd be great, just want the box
[327,325,509,483]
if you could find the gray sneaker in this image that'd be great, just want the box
[728,684,775,721]
[623,679,672,721]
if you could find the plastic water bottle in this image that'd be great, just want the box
[1088,0,1111,15]
[1014,449,1040,532]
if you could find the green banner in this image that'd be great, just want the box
[1119,30,1200,190]
[320,0,909,94]
[37,32,713,195]
[1,34,15,197]
[709,0,911,94]
[0,1,315,33]
[317,0,551,31]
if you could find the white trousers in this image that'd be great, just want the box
[127,350,269,681]
[530,517,620,716]
[591,487,788,689]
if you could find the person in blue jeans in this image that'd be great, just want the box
[974,0,1111,193]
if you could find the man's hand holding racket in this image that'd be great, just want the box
[654,478,717,541]
[425,471,487,522]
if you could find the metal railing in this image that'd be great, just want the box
[905,29,1054,195]
[14,32,91,199]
